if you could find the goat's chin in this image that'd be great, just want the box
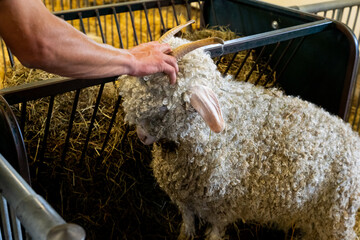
[136,126,157,145]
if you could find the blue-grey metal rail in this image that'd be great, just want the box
[0,153,86,240]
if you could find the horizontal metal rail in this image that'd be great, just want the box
[0,76,117,105]
[291,0,360,13]
[203,19,332,57]
[54,0,202,20]
[0,154,86,240]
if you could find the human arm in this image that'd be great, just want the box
[0,0,178,83]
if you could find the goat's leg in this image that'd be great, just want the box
[177,204,195,240]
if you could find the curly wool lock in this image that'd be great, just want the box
[118,35,360,240]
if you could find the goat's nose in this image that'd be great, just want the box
[136,125,157,145]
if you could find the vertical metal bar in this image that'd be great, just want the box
[143,3,153,42]
[346,7,353,25]
[215,56,223,66]
[111,14,114,46]
[103,9,107,44]
[234,50,252,79]
[331,9,336,19]
[126,12,129,48]
[39,96,55,161]
[352,99,360,129]
[7,48,15,68]
[140,10,143,44]
[185,0,192,21]
[9,209,22,240]
[95,9,106,43]
[244,46,266,82]
[100,95,121,155]
[254,42,281,86]
[264,39,293,86]
[60,0,64,10]
[1,39,7,82]
[127,5,139,46]
[223,52,238,76]
[20,102,27,134]
[112,8,124,49]
[197,0,205,28]
[78,12,86,33]
[0,195,12,240]
[336,8,344,21]
[61,89,81,162]
[171,0,179,26]
[80,83,105,163]
[351,6,360,31]
[157,1,167,35]
[153,8,156,41]
[51,0,55,12]
[277,37,305,81]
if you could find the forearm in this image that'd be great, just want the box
[0,0,136,79]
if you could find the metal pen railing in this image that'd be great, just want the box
[291,0,360,40]
[0,153,86,240]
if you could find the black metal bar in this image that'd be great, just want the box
[20,102,27,134]
[254,42,281,85]
[96,9,106,43]
[39,96,55,161]
[0,76,117,105]
[352,99,360,128]
[244,46,266,82]
[100,94,121,155]
[223,52,238,76]
[197,0,205,28]
[215,56,223,66]
[1,39,7,80]
[185,0,192,22]
[6,48,14,68]
[143,3,153,41]
[127,5,139,46]
[61,89,81,162]
[78,12,86,33]
[171,0,180,26]
[79,83,105,163]
[112,7,124,48]
[234,50,251,79]
[157,1,167,33]
[276,37,305,81]
[264,39,293,86]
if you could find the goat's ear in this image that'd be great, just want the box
[190,85,225,133]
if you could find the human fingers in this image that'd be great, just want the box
[157,42,173,54]
[162,54,178,84]
[162,61,177,85]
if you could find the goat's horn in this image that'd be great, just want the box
[158,20,195,43]
[172,37,224,60]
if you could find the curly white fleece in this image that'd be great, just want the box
[118,37,360,240]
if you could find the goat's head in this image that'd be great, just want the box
[119,20,225,145]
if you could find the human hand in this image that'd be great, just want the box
[127,41,179,84]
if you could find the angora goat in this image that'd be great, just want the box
[118,20,360,240]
